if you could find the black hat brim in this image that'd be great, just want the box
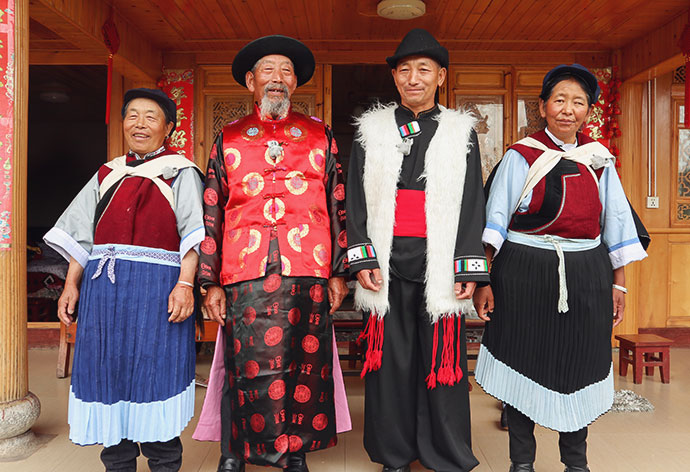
[386,47,448,69]
[122,88,177,134]
[542,65,601,103]
[232,35,315,88]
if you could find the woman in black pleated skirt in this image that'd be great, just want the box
[473,64,648,472]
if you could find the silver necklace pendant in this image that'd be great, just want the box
[266,140,284,161]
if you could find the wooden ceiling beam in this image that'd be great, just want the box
[620,9,687,81]
[30,0,162,82]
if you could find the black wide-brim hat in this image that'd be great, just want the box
[232,35,315,88]
[386,28,449,69]
[121,88,177,134]
[541,63,601,103]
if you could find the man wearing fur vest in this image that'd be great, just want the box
[346,28,489,472]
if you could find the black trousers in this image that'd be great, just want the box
[363,275,479,472]
[506,405,588,467]
[100,437,182,471]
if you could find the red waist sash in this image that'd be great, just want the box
[394,189,427,237]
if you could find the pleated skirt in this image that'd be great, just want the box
[68,245,196,447]
[475,240,614,432]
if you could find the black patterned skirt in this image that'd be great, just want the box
[475,240,615,432]
[220,238,337,467]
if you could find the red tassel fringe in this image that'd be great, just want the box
[358,312,384,378]
[427,316,464,390]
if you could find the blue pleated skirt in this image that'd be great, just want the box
[68,244,196,447]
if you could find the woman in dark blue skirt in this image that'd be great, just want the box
[473,64,647,472]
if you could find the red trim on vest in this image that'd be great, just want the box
[393,189,427,237]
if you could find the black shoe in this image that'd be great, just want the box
[217,455,245,472]
[564,467,590,472]
[509,464,535,472]
[382,466,411,472]
[284,451,309,472]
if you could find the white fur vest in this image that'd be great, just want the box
[353,103,476,324]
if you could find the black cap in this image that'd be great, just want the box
[386,28,449,69]
[540,64,601,104]
[121,88,177,134]
[232,35,315,88]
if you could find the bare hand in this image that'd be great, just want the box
[613,287,625,328]
[168,283,195,323]
[203,285,226,326]
[328,276,349,314]
[356,268,382,292]
[57,283,79,326]
[473,285,494,321]
[455,281,476,300]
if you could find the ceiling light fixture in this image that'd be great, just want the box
[377,0,426,20]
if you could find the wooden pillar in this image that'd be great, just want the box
[0,0,41,459]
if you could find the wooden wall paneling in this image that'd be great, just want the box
[450,65,510,181]
[324,64,332,127]
[668,234,690,327]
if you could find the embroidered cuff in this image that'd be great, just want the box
[454,256,489,282]
[347,243,378,267]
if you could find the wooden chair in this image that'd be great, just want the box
[615,334,673,384]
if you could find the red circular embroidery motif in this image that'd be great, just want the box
[234,339,241,355]
[268,379,286,400]
[293,385,312,403]
[243,307,256,325]
[337,230,347,248]
[245,360,260,379]
[250,413,265,433]
[312,413,328,431]
[263,274,282,293]
[289,435,303,452]
[274,434,289,453]
[302,335,320,354]
[333,183,345,201]
[288,308,301,326]
[203,188,218,206]
[201,236,216,255]
[321,364,330,380]
[309,284,324,303]
[264,326,284,347]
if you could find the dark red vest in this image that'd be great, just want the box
[508,130,604,239]
[218,107,333,285]
[94,153,179,251]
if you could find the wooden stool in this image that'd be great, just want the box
[615,334,672,384]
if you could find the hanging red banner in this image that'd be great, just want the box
[158,69,194,160]
[583,66,622,170]
[0,0,15,250]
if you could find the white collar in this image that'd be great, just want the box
[545,127,578,152]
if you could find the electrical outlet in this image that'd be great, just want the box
[646,196,659,209]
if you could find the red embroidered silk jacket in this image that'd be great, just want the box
[199,105,348,287]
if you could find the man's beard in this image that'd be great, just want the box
[259,83,290,119]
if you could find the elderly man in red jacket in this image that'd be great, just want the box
[197,35,349,472]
